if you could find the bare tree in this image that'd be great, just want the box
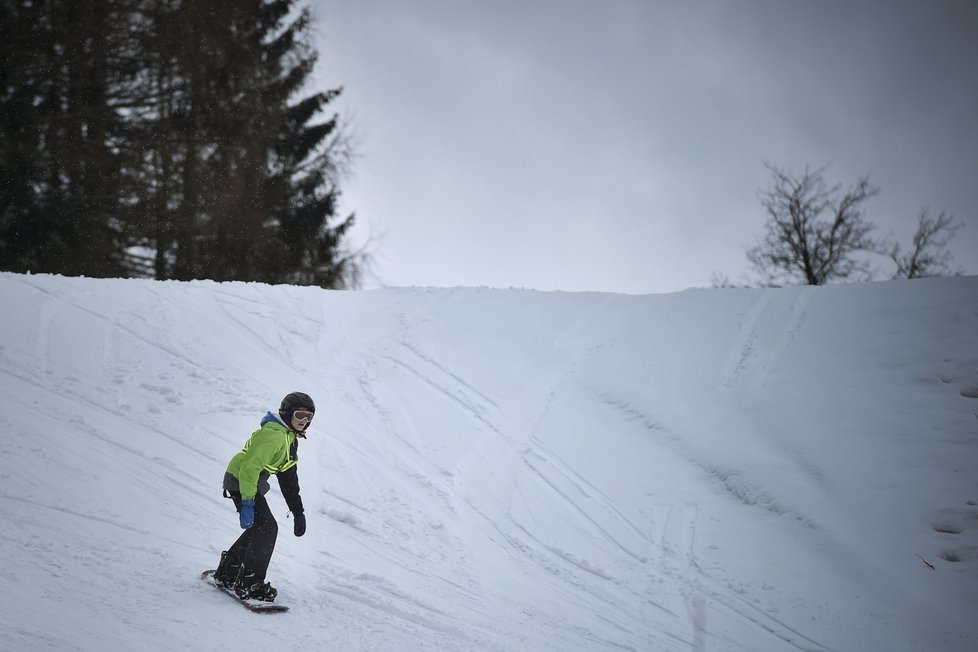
[709,271,754,289]
[884,209,963,279]
[746,164,880,286]
[709,272,735,288]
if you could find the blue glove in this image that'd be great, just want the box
[239,499,255,529]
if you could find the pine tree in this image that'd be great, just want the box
[2,0,359,287]
[259,3,356,287]
[0,0,129,277]
[133,0,354,286]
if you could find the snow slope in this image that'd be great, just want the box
[0,272,976,651]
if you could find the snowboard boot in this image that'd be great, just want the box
[212,550,239,589]
[233,571,277,602]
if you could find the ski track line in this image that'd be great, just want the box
[144,422,225,465]
[399,339,500,409]
[644,503,698,649]
[343,573,453,619]
[0,359,221,468]
[0,362,75,401]
[20,278,242,395]
[663,503,834,652]
[747,286,816,392]
[722,288,816,393]
[353,370,425,454]
[1,493,153,537]
[597,395,819,525]
[321,488,372,514]
[505,519,654,647]
[67,423,215,505]
[325,581,466,641]
[520,457,646,565]
[522,441,650,561]
[679,503,706,652]
[649,503,833,652]
[696,584,837,652]
[210,286,325,328]
[126,286,254,394]
[207,288,328,371]
[463,493,674,650]
[383,350,494,419]
[730,288,828,491]
[380,353,507,443]
[75,404,222,466]
[720,291,771,389]
[505,514,639,604]
[212,294,302,367]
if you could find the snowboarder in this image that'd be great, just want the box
[212,391,314,602]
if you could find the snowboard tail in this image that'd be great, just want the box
[201,570,289,613]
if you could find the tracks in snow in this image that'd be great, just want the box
[326,290,837,650]
[721,287,816,392]
[517,442,834,651]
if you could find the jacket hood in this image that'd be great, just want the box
[261,411,288,428]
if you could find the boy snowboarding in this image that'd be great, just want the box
[210,391,315,602]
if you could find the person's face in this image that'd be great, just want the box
[292,409,313,432]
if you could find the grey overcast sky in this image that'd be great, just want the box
[312,1,978,294]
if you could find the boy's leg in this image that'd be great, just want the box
[241,494,278,583]
[216,492,250,583]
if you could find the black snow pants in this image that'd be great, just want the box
[224,490,278,583]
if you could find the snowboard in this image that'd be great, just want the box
[201,570,289,613]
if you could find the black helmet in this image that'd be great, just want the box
[279,391,315,428]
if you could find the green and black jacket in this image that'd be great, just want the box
[224,412,304,516]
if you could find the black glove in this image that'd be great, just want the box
[293,511,306,537]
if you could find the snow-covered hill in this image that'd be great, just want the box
[1,272,976,651]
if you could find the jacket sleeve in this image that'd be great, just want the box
[277,465,304,515]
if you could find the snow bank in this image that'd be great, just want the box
[1,272,976,651]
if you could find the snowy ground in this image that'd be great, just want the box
[0,271,976,651]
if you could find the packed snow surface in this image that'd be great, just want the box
[1,272,976,651]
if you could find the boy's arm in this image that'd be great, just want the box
[276,465,304,516]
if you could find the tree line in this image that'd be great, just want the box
[714,164,965,288]
[1,0,362,288]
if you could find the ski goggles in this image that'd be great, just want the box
[292,410,314,423]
